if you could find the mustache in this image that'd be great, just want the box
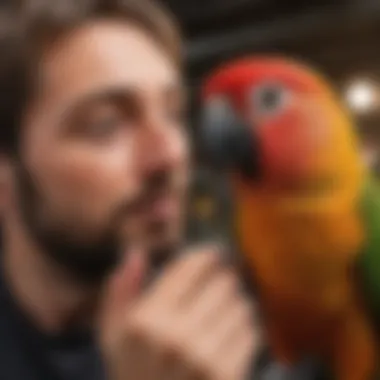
[113,170,180,220]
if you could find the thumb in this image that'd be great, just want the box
[98,249,147,344]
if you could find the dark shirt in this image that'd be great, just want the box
[0,267,105,380]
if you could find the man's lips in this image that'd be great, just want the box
[145,195,179,219]
[133,193,180,221]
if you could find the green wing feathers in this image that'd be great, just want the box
[359,178,380,320]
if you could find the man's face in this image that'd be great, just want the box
[11,19,189,283]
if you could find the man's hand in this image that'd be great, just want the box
[99,247,259,380]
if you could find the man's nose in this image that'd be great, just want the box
[136,123,181,174]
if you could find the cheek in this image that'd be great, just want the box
[259,112,311,179]
[28,139,138,224]
[259,105,333,179]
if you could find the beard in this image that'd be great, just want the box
[13,162,182,286]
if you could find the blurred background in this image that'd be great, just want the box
[158,0,380,242]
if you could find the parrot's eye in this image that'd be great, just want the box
[251,83,290,117]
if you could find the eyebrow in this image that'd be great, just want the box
[60,86,139,118]
[58,82,187,120]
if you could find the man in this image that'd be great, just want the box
[0,1,258,380]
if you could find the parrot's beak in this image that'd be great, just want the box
[200,112,261,181]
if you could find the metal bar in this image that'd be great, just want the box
[186,1,380,65]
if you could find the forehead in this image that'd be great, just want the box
[39,19,180,103]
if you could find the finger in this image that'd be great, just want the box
[184,269,239,327]
[111,249,147,306]
[221,328,259,380]
[217,308,261,380]
[146,245,222,308]
[99,249,147,334]
[193,298,253,360]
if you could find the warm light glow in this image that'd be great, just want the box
[345,79,378,113]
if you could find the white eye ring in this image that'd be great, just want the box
[250,82,291,117]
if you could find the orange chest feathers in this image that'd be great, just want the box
[235,193,364,316]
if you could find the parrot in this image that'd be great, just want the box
[199,56,380,380]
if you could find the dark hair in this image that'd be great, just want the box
[0,0,181,155]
